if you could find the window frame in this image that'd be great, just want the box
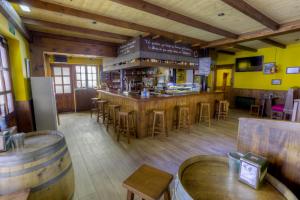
[52,66,72,94]
[75,65,98,89]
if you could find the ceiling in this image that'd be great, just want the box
[10,0,300,51]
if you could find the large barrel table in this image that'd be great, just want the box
[0,131,74,200]
[174,155,298,200]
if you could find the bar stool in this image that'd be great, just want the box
[146,109,154,136]
[106,104,120,131]
[250,104,260,118]
[178,105,190,133]
[215,100,230,120]
[152,110,168,137]
[117,110,136,144]
[123,164,173,200]
[97,100,108,123]
[198,102,211,127]
[90,97,100,118]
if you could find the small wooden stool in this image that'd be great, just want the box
[117,111,136,144]
[90,97,100,118]
[97,100,108,123]
[106,104,120,131]
[215,100,230,120]
[250,104,260,117]
[178,106,190,133]
[123,164,173,200]
[152,110,168,137]
[198,102,211,127]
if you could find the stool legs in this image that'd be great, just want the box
[199,103,211,127]
[152,111,167,137]
[127,191,134,200]
[164,187,171,200]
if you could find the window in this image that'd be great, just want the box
[53,66,71,94]
[0,39,13,117]
[76,65,97,88]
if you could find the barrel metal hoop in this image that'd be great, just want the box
[31,163,73,192]
[0,138,66,167]
[0,147,69,178]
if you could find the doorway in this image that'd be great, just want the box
[213,64,234,101]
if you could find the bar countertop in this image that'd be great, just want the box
[97,89,223,102]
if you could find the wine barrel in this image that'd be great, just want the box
[173,155,297,200]
[0,131,74,200]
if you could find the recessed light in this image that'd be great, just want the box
[20,4,31,12]
[218,12,225,17]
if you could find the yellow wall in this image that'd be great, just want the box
[0,13,30,101]
[216,43,300,90]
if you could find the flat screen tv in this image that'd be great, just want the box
[235,56,263,72]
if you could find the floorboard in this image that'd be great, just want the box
[58,109,250,200]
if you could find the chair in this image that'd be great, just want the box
[250,98,265,118]
[117,111,136,144]
[152,110,168,137]
[123,164,173,200]
[198,102,211,127]
[215,100,230,120]
[271,88,300,120]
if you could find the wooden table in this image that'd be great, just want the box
[174,155,297,200]
[123,164,173,200]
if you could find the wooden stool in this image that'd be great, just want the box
[250,104,260,118]
[198,102,211,127]
[106,104,120,131]
[97,100,108,123]
[178,106,190,133]
[146,109,154,136]
[90,97,100,118]
[123,164,173,200]
[117,111,136,144]
[215,100,230,120]
[152,110,168,137]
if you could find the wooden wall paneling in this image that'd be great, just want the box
[237,118,300,198]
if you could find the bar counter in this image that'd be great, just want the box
[98,90,224,138]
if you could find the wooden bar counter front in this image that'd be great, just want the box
[98,90,224,138]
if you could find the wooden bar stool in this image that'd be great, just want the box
[152,110,168,137]
[106,104,120,131]
[90,97,100,118]
[215,100,230,120]
[178,105,190,133]
[117,110,136,144]
[198,102,211,127]
[97,100,108,123]
[123,164,173,200]
[250,104,260,117]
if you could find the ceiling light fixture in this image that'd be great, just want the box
[20,4,31,12]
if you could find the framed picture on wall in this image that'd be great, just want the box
[263,62,276,74]
[286,67,300,74]
[271,79,281,85]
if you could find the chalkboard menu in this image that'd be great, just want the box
[117,36,196,58]
[199,57,211,75]
[140,38,194,57]
[118,37,140,56]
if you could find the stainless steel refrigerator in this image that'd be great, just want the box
[31,77,58,130]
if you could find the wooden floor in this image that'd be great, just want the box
[59,110,251,200]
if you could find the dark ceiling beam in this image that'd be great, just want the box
[30,31,119,47]
[111,0,238,38]
[217,50,235,55]
[0,0,30,39]
[221,0,279,30]
[8,0,207,45]
[201,19,300,48]
[233,44,257,52]
[22,17,131,41]
[260,38,286,49]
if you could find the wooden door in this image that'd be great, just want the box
[222,73,228,91]
[52,66,74,113]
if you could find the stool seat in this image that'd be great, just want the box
[123,164,173,200]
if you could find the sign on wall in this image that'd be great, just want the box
[199,57,211,76]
